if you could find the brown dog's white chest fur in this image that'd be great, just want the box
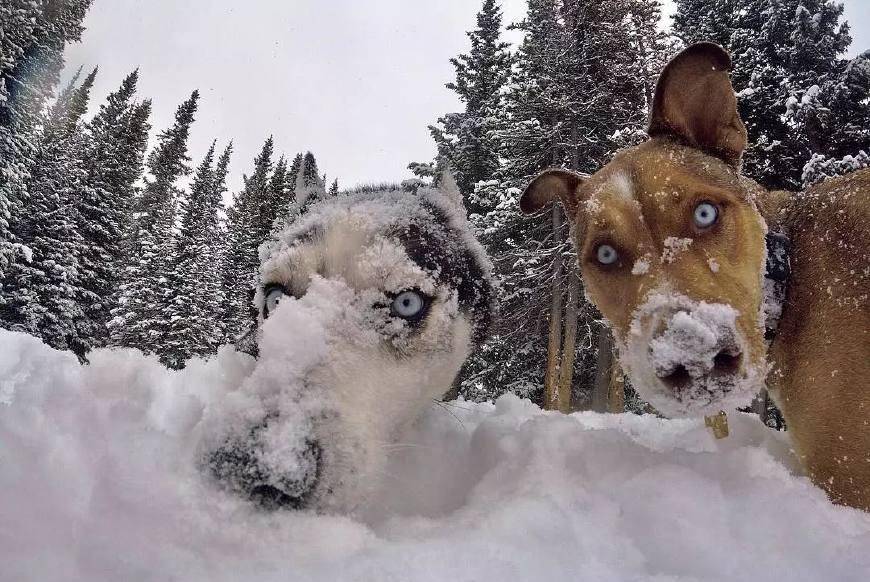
[520,43,869,510]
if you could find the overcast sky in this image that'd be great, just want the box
[64,0,869,194]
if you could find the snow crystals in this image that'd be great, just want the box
[631,256,651,276]
[1,330,869,581]
[661,236,693,263]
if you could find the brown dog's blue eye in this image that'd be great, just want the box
[694,202,719,228]
[391,290,426,319]
[596,244,618,266]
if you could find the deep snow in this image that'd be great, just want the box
[1,329,869,582]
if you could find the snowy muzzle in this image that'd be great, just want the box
[621,292,761,417]
[200,276,471,512]
[200,279,343,510]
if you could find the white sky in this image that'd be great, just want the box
[64,0,869,195]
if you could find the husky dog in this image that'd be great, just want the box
[204,180,494,512]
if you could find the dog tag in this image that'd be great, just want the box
[705,411,730,439]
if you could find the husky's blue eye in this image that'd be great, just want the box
[694,202,719,228]
[264,286,286,316]
[391,290,426,319]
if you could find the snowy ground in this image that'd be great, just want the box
[1,329,869,582]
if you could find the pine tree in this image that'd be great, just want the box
[161,141,233,368]
[286,153,303,194]
[792,50,870,186]
[462,0,670,409]
[673,0,859,190]
[671,0,738,48]
[292,151,327,216]
[0,0,92,290]
[109,91,199,353]
[243,136,275,267]
[0,67,96,356]
[425,0,512,213]
[78,71,151,347]
[221,137,274,343]
[264,154,289,235]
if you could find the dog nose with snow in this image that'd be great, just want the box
[627,293,756,417]
[204,182,494,512]
[519,42,869,510]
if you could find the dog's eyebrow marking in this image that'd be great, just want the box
[608,170,635,202]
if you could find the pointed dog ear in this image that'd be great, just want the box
[648,42,747,168]
[520,169,585,217]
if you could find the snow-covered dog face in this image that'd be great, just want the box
[519,44,768,416]
[206,187,492,512]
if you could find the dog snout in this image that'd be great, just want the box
[648,307,743,391]
[206,416,321,510]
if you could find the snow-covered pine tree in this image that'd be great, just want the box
[0,1,39,282]
[462,0,669,409]
[328,178,339,196]
[221,137,274,344]
[109,91,199,353]
[673,0,858,190]
[220,203,244,345]
[78,71,152,347]
[0,68,96,356]
[292,151,327,216]
[790,50,870,186]
[263,154,289,235]
[0,0,92,289]
[671,0,738,49]
[207,143,233,345]
[420,0,511,215]
[161,140,233,368]
[286,153,303,195]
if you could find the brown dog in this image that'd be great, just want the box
[520,42,869,510]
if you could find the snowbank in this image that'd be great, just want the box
[1,330,868,582]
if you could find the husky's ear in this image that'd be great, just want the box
[648,42,747,168]
[520,169,585,217]
[437,164,466,215]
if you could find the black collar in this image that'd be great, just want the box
[763,232,791,341]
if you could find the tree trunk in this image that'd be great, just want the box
[608,361,625,413]
[556,262,580,412]
[591,327,613,413]
[554,121,583,413]
[543,203,565,410]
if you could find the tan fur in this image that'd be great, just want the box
[765,171,870,510]
[520,43,869,510]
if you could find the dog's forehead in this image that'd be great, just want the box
[579,141,746,226]
[260,194,458,296]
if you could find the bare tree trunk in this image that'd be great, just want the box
[591,327,613,413]
[553,121,583,413]
[556,262,580,412]
[608,361,625,413]
[543,204,565,410]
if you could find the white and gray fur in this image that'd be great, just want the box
[204,182,494,512]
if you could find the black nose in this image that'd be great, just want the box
[712,349,742,376]
[205,416,321,510]
[658,348,743,391]
[661,364,691,390]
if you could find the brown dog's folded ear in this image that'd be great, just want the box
[520,169,585,216]
[648,42,747,168]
